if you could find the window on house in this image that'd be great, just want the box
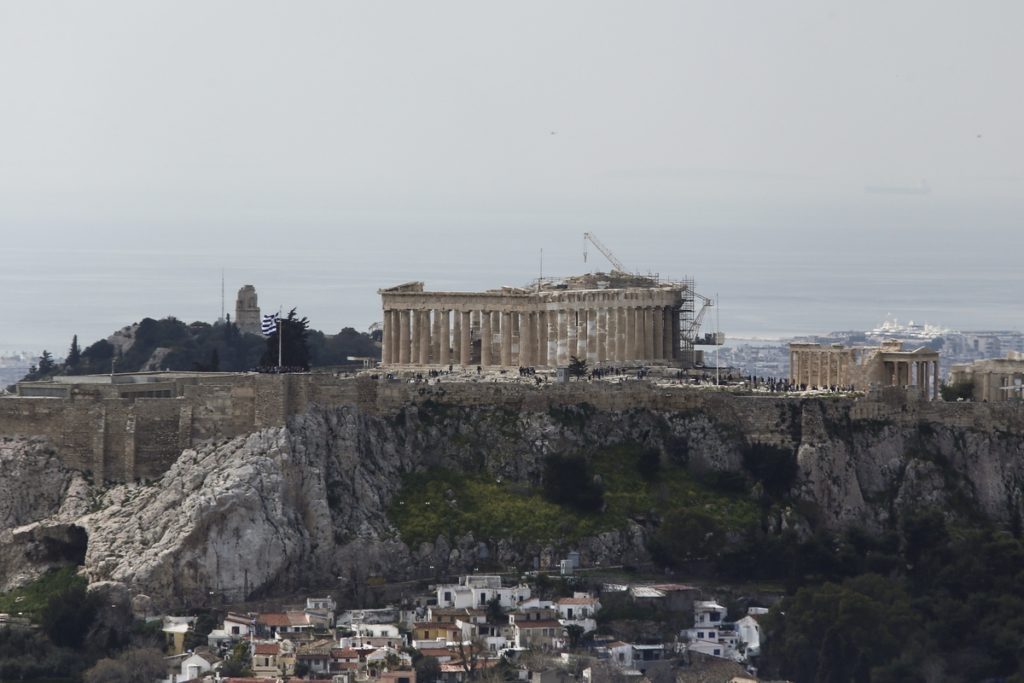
[697,631,704,639]
[231,626,240,634]
[444,591,452,602]
[713,649,721,656]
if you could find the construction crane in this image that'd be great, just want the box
[583,232,627,272]
[685,292,721,345]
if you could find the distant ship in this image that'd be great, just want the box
[868,316,951,340]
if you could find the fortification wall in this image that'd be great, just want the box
[2,373,1023,483]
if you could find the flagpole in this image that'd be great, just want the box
[278,317,283,369]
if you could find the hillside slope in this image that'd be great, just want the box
[2,396,1020,608]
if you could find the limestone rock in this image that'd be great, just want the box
[1,396,1023,606]
[0,438,75,529]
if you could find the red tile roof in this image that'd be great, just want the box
[257,612,291,627]
[253,642,280,655]
[516,620,562,629]
[558,597,598,605]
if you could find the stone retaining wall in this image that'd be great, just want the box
[2,373,1022,482]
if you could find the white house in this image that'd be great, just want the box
[435,575,531,610]
[556,594,601,634]
[160,652,213,683]
[603,641,634,669]
[683,601,743,661]
[222,612,255,639]
[735,612,765,658]
[352,622,402,638]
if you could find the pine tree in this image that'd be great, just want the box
[66,335,81,371]
[38,350,55,375]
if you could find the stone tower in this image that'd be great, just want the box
[235,285,261,335]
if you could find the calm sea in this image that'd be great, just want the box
[2,238,1022,356]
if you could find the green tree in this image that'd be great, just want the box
[940,381,974,401]
[66,335,81,371]
[762,574,926,682]
[37,350,55,375]
[260,308,312,370]
[542,453,603,512]
[568,355,588,380]
[82,647,165,683]
[39,580,99,648]
[220,641,253,676]
[415,655,441,683]
[565,624,585,649]
[486,595,505,623]
[81,339,115,373]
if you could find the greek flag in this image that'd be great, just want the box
[261,313,279,335]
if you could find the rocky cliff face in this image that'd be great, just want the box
[0,438,90,591]
[2,397,1023,607]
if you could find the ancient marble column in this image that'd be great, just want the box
[438,310,450,366]
[398,310,411,364]
[536,311,548,367]
[662,308,673,360]
[616,308,627,362]
[431,309,442,364]
[511,312,520,365]
[577,309,593,362]
[520,312,532,366]
[453,310,462,363]
[606,307,617,361]
[641,308,652,360]
[633,307,644,361]
[557,310,569,365]
[381,309,391,364]
[586,308,598,363]
[567,310,578,360]
[460,311,471,366]
[653,307,664,360]
[596,308,608,362]
[480,312,492,366]
[391,310,402,365]
[625,308,636,360]
[418,310,431,365]
[501,311,513,366]
[548,310,557,365]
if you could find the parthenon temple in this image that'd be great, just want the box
[379,273,691,368]
[789,340,940,399]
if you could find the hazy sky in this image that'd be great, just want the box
[1,1,1021,351]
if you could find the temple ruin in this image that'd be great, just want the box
[379,273,714,368]
[949,352,1024,401]
[789,340,940,398]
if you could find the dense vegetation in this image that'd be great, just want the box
[13,313,379,387]
[388,443,760,557]
[0,567,164,681]
[387,419,1024,682]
